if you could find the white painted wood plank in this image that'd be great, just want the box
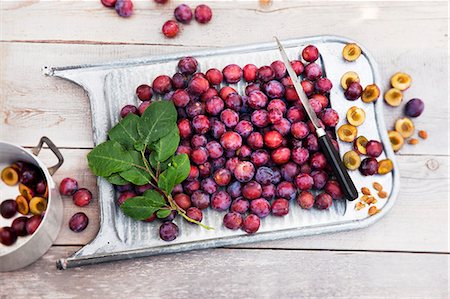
[1,246,448,298]
[32,148,449,252]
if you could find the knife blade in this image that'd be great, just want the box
[274,37,358,200]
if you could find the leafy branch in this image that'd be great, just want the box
[87,101,213,230]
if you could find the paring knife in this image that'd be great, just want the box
[274,37,358,201]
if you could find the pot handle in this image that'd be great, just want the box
[32,137,64,175]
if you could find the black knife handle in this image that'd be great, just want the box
[318,134,358,200]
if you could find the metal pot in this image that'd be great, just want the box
[0,137,64,271]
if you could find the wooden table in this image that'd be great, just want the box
[1,1,449,297]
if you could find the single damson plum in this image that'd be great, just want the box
[152,75,172,94]
[24,215,41,235]
[138,101,151,115]
[173,193,191,210]
[276,181,296,200]
[222,64,243,84]
[324,180,343,200]
[243,64,258,82]
[264,80,285,99]
[187,165,200,181]
[188,76,210,96]
[69,212,89,233]
[224,181,240,198]
[225,157,240,172]
[320,108,339,127]
[120,105,138,118]
[261,184,275,200]
[115,0,133,17]
[291,147,310,166]
[311,170,329,190]
[194,4,212,23]
[11,216,29,236]
[178,119,192,139]
[290,60,305,75]
[305,134,319,152]
[404,98,424,117]
[198,162,212,178]
[211,191,232,211]
[309,98,323,114]
[315,78,333,94]
[224,93,243,111]
[296,191,314,209]
[302,45,319,62]
[271,198,290,216]
[304,63,322,81]
[172,89,190,108]
[254,167,275,185]
[201,87,219,102]
[211,157,226,170]
[59,177,79,196]
[1,200,17,219]
[159,222,179,242]
[190,190,210,210]
[233,161,255,183]
[162,20,179,38]
[268,99,287,114]
[190,147,208,165]
[220,131,242,150]
[210,119,226,139]
[257,66,275,83]
[286,106,305,123]
[310,152,327,170]
[191,134,207,148]
[241,181,262,200]
[281,162,299,182]
[117,191,136,206]
[235,120,254,138]
[205,141,223,159]
[243,214,260,234]
[250,198,271,218]
[200,177,218,194]
[366,140,383,157]
[213,168,232,186]
[248,90,268,110]
[251,149,270,167]
[251,110,269,128]
[73,188,93,207]
[205,96,224,116]
[183,180,200,195]
[174,4,193,23]
[0,227,17,246]
[359,158,379,176]
[344,82,363,101]
[220,109,239,128]
[295,173,314,190]
[263,130,283,149]
[192,115,210,134]
[268,108,283,124]
[271,147,291,165]
[186,207,203,222]
[291,121,310,139]
[136,84,153,102]
[247,132,264,150]
[229,197,248,214]
[223,212,243,230]
[203,69,222,86]
[315,192,333,210]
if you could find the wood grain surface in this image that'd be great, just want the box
[0,1,448,298]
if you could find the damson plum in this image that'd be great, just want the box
[219,86,237,100]
[223,212,243,230]
[172,89,191,108]
[120,105,138,118]
[1,167,19,186]
[220,109,239,127]
[136,84,153,101]
[172,73,188,89]
[340,71,360,90]
[342,43,361,61]
[222,64,242,84]
[201,87,219,102]
[320,108,339,127]
[190,190,210,209]
[138,101,151,115]
[186,207,203,222]
[262,184,276,200]
[59,177,79,196]
[311,170,328,190]
[194,4,212,23]
[268,108,283,124]
[311,94,329,109]
[291,122,309,139]
[235,120,253,138]
[1,200,17,219]
[187,165,200,181]
[263,130,282,149]
[183,180,200,195]
[0,227,17,246]
[315,78,333,94]
[211,191,232,211]
[310,152,327,170]
[198,162,212,178]
[273,118,291,136]
[225,157,240,172]
[205,96,224,116]
[271,147,290,165]
[257,66,275,82]
[250,198,271,218]
[69,212,89,232]
[73,188,92,207]
[117,191,136,206]
[152,75,172,94]
[290,60,304,75]
[230,197,249,214]
[302,45,319,62]
[250,110,269,128]
[191,147,208,165]
[237,145,252,159]
[301,80,315,96]
[264,80,285,99]
[286,106,305,123]
[200,177,218,194]
[26,215,42,235]
[276,181,296,200]
[295,173,313,190]
[234,161,255,183]
[268,99,287,114]
[255,167,275,185]
[248,91,268,110]
[220,131,242,150]
[324,180,344,200]
[162,20,179,38]
[304,134,319,152]
[296,191,314,209]
[11,217,29,236]
[227,181,242,198]
[159,222,179,241]
[224,93,243,111]
[404,98,424,117]
[304,63,322,81]
[359,157,379,176]
[210,119,226,139]
[271,198,290,216]
[243,64,258,82]
[115,0,133,17]
[188,76,210,96]
[174,4,193,24]
[191,135,207,148]
[250,150,269,167]
[243,214,260,234]
[178,119,192,139]
[344,82,363,101]
[366,140,383,157]
[291,147,309,165]
[242,181,262,200]
[213,168,232,186]
[285,87,300,101]
[315,192,333,210]
[270,60,287,79]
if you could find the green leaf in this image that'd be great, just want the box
[120,189,166,220]
[87,140,133,177]
[158,154,190,193]
[156,209,172,219]
[151,127,180,162]
[108,114,140,150]
[119,151,152,186]
[134,141,144,152]
[149,152,171,172]
[106,173,129,186]
[138,101,177,146]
